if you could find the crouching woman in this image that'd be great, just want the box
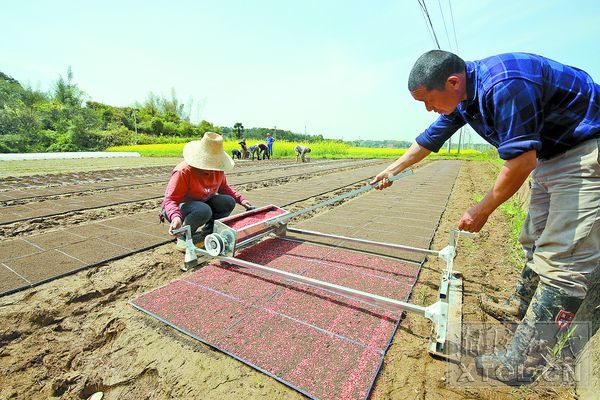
[161,132,253,249]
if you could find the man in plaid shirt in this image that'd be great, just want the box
[372,50,599,379]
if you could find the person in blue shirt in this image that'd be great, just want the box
[266,132,275,158]
[371,50,599,379]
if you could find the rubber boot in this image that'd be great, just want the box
[475,283,583,382]
[480,265,539,322]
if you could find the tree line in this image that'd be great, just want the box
[0,68,337,153]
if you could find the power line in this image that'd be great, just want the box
[416,0,467,152]
[448,0,459,52]
[437,0,452,51]
[418,7,437,46]
[417,0,436,46]
[417,0,441,49]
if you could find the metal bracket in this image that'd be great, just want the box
[428,229,474,356]
[427,273,463,357]
[171,225,200,269]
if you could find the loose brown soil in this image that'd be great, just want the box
[0,159,582,399]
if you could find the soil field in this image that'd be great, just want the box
[0,157,584,399]
[0,157,183,177]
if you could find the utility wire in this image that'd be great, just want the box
[446,0,464,148]
[417,0,436,46]
[419,7,436,46]
[417,0,441,49]
[437,0,453,51]
[448,0,459,52]
[416,0,468,151]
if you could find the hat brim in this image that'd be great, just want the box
[183,142,235,172]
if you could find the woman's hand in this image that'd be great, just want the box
[168,216,183,235]
[241,200,255,210]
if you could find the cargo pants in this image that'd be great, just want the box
[519,138,600,299]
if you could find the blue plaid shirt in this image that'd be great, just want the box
[415,53,600,159]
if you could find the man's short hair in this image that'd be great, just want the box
[408,50,465,91]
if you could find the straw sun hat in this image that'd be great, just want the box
[183,132,234,171]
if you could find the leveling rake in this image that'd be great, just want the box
[172,170,474,358]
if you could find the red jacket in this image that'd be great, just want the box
[161,162,245,221]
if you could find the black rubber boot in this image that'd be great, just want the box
[480,265,539,322]
[475,283,583,382]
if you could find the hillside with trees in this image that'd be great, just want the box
[0,68,332,153]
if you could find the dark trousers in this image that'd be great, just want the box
[163,195,236,234]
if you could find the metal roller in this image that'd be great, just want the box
[204,233,225,257]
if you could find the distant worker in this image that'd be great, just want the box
[231,149,242,159]
[247,144,258,160]
[371,50,600,378]
[249,143,270,160]
[294,144,311,162]
[266,132,275,158]
[259,143,270,160]
[161,132,254,251]
[238,139,248,159]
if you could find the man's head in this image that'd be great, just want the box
[408,50,467,115]
[267,133,271,137]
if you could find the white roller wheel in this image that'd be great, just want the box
[204,233,225,256]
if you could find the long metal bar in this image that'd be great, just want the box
[269,169,414,225]
[287,227,440,257]
[195,247,427,316]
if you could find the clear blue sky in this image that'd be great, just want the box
[2,0,600,141]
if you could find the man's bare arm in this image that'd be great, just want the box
[458,150,537,232]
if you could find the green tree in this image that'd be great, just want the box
[161,88,186,121]
[0,74,50,151]
[198,120,219,135]
[150,117,164,134]
[136,89,189,122]
[234,122,244,139]
[53,67,84,108]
